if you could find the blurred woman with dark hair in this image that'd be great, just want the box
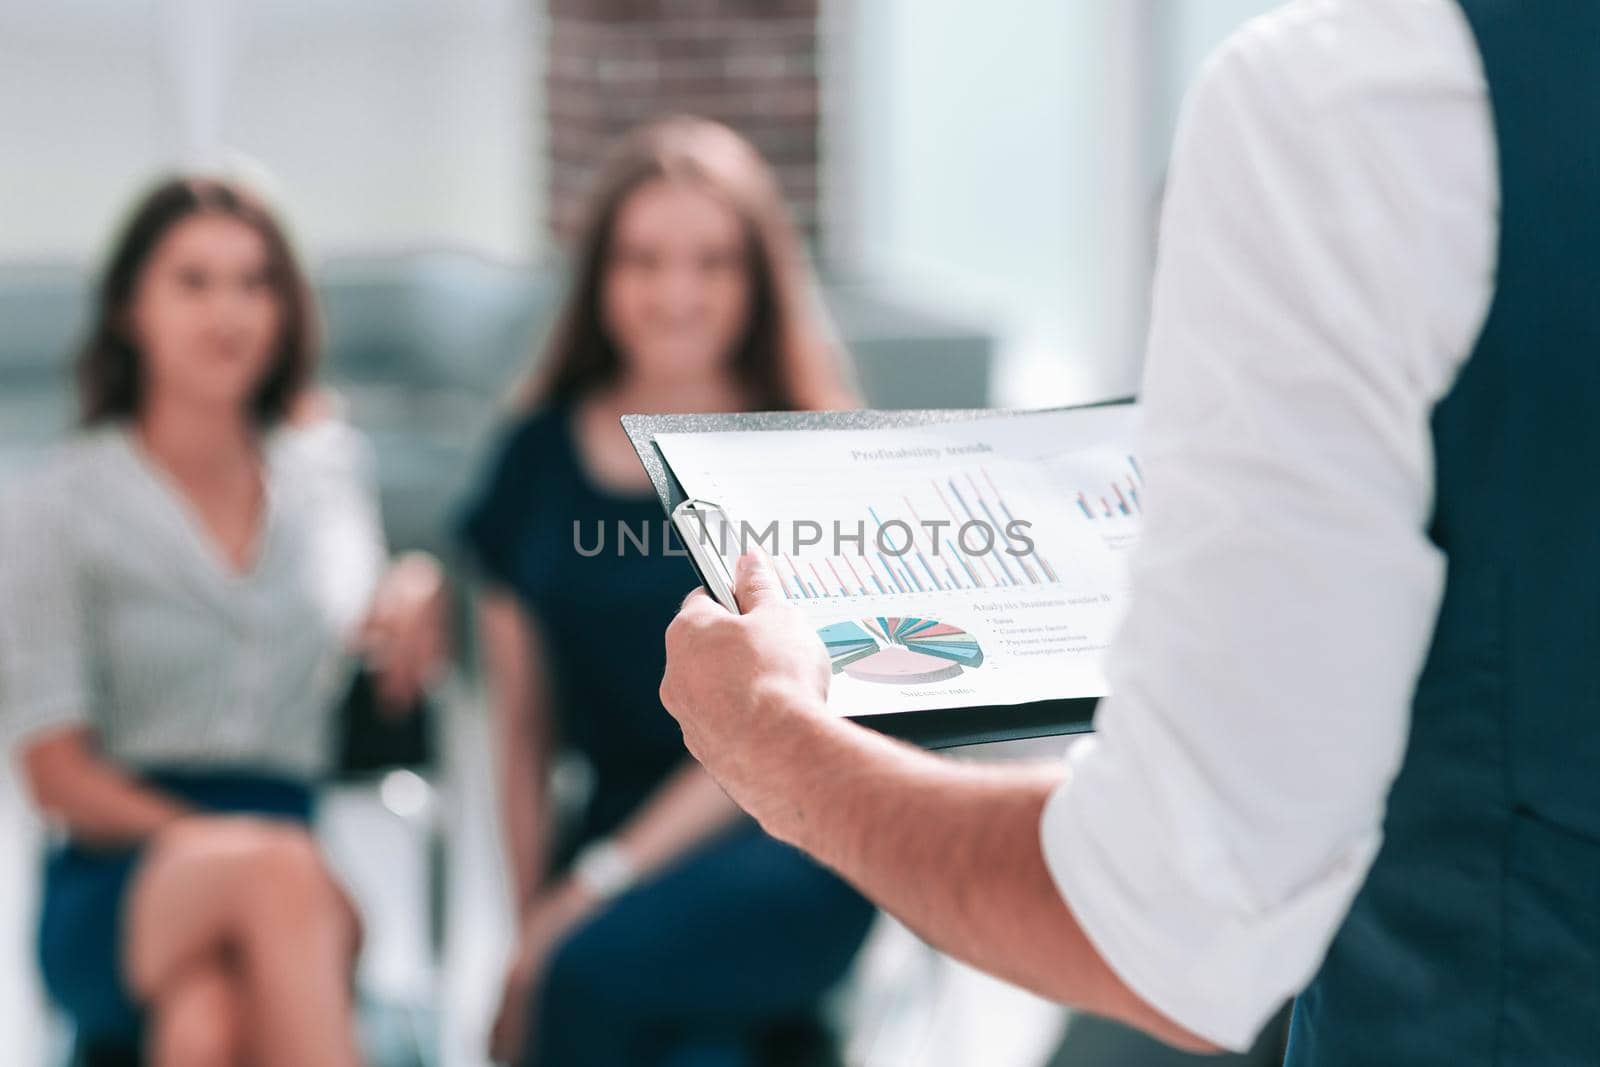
[0,176,447,1066]
[457,116,874,1067]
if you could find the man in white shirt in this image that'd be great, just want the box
[661,0,1600,1059]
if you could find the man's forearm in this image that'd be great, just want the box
[734,691,1212,1051]
[659,557,1213,1049]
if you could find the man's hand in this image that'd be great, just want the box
[659,551,833,823]
[662,555,1213,1052]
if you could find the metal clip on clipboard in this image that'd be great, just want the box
[670,498,741,613]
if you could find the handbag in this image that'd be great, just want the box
[335,665,435,775]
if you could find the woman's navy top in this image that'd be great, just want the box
[457,401,693,848]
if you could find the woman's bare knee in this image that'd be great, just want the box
[147,960,241,1067]
[238,825,340,914]
[236,825,361,955]
[126,817,351,1001]
[126,819,254,1001]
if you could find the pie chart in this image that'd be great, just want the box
[817,617,985,685]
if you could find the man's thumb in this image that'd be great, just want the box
[734,550,784,612]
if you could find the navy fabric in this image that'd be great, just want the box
[1287,3,1600,1064]
[459,402,696,850]
[37,768,314,1048]
[458,402,875,1067]
[528,822,876,1067]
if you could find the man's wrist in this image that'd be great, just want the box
[734,686,857,845]
[748,679,828,732]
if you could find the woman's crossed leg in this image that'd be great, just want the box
[124,817,364,1067]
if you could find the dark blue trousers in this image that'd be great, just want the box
[527,821,876,1067]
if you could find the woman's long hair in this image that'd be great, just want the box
[524,115,857,412]
[76,176,318,427]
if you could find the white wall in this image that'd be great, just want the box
[0,768,48,1067]
[0,0,541,266]
[830,0,1286,409]
[834,0,1143,408]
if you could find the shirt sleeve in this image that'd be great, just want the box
[0,475,93,747]
[1038,0,1496,1051]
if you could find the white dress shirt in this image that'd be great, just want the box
[0,419,386,779]
[1038,0,1498,1051]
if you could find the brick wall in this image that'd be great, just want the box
[544,0,822,247]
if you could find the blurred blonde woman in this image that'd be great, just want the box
[1,177,447,1067]
[457,117,874,1067]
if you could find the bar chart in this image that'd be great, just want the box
[771,466,1063,601]
[1070,455,1143,521]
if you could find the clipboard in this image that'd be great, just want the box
[623,401,1132,750]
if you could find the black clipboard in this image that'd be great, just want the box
[622,401,1131,750]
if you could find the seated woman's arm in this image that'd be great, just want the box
[286,409,450,716]
[481,590,743,1064]
[484,590,742,916]
[359,550,451,715]
[19,728,193,847]
[2,472,194,847]
[479,593,753,912]
[479,589,557,916]
[604,759,741,883]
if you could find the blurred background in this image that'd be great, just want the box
[1,2,1282,1065]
